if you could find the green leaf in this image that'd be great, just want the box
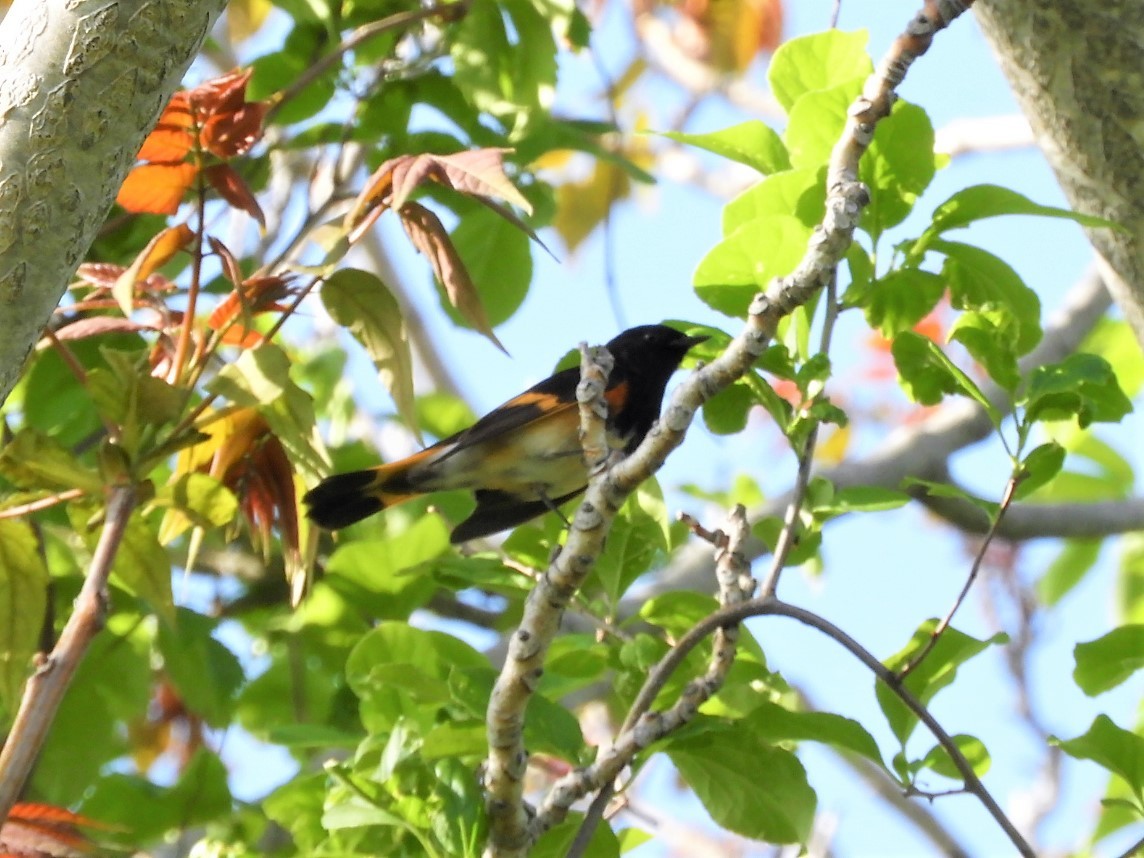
[445,205,532,328]
[154,472,238,543]
[1073,626,1144,696]
[1119,535,1144,625]
[913,184,1124,259]
[891,331,1000,424]
[702,380,755,435]
[1082,318,1144,398]
[785,81,860,169]
[811,485,910,517]
[81,750,233,841]
[667,718,816,844]
[533,812,621,858]
[903,478,999,518]
[320,268,421,445]
[157,608,245,727]
[416,392,478,440]
[1024,353,1134,428]
[94,510,174,622]
[1037,538,1102,606]
[325,515,449,617]
[876,621,1008,745]
[933,240,1042,355]
[660,121,790,174]
[1014,442,1066,500]
[207,343,330,479]
[744,700,883,764]
[948,311,1021,392]
[859,268,945,339]
[920,734,991,779]
[724,167,826,234]
[1053,715,1144,799]
[346,623,486,729]
[860,102,936,238]
[694,214,811,318]
[595,481,670,604]
[0,519,48,709]
[0,428,103,493]
[768,29,872,114]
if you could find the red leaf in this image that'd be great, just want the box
[205,164,265,225]
[53,317,148,341]
[116,162,198,214]
[201,101,267,159]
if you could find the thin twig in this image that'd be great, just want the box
[897,473,1017,680]
[561,506,754,853]
[760,276,842,598]
[0,489,85,520]
[265,2,472,124]
[482,2,979,852]
[601,595,1035,857]
[0,484,138,825]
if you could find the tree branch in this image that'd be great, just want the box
[0,0,226,405]
[0,483,138,823]
[646,264,1112,600]
[482,1,980,852]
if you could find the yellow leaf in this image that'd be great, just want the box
[553,162,631,254]
[814,423,851,465]
[227,0,273,44]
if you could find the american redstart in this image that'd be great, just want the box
[304,324,706,543]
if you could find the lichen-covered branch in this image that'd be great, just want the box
[481,2,979,853]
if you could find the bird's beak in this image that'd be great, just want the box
[684,334,709,349]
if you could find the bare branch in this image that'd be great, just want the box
[0,484,138,823]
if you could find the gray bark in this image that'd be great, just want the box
[0,0,226,405]
[975,1,1144,349]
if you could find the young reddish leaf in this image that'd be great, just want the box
[116,162,198,214]
[201,101,268,159]
[188,68,254,116]
[73,262,127,290]
[429,149,533,212]
[207,236,246,287]
[400,202,506,353]
[113,224,194,316]
[208,275,293,347]
[348,148,532,240]
[0,802,105,857]
[205,163,265,226]
[52,316,149,341]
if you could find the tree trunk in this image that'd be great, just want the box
[974,1,1144,349]
[0,0,226,405]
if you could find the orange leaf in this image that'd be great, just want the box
[0,803,104,857]
[400,202,505,352]
[208,275,293,346]
[205,163,265,225]
[113,224,194,316]
[117,162,198,214]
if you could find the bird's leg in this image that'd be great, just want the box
[536,488,572,528]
